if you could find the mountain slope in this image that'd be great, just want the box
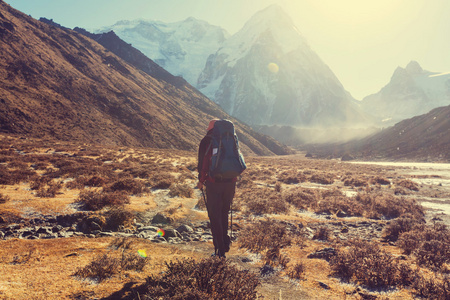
[361,61,450,125]
[96,18,229,86]
[198,5,370,127]
[307,105,450,161]
[72,27,187,88]
[0,2,290,155]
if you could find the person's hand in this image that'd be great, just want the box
[197,181,204,190]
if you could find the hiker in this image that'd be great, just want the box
[197,119,246,258]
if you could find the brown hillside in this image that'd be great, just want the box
[307,105,450,161]
[0,2,290,156]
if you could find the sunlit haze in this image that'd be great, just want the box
[5,0,450,99]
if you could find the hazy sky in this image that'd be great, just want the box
[4,0,450,99]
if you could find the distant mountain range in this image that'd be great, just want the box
[360,61,450,126]
[100,5,371,128]
[0,2,290,156]
[1,2,449,161]
[95,17,229,87]
[305,104,450,161]
[99,5,450,133]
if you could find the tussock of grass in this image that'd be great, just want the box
[76,190,130,211]
[235,187,288,215]
[0,192,10,204]
[168,183,194,198]
[135,257,260,300]
[330,239,417,288]
[239,219,292,267]
[397,223,450,271]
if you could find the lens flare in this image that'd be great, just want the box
[137,249,147,258]
[267,62,279,73]
[157,228,165,237]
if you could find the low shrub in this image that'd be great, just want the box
[287,262,305,280]
[35,180,63,198]
[277,170,305,184]
[236,187,289,215]
[353,192,424,220]
[397,223,450,271]
[382,213,425,241]
[411,273,450,299]
[239,219,292,253]
[0,193,10,204]
[137,258,260,299]
[343,176,368,187]
[283,188,317,210]
[330,239,416,289]
[168,183,194,198]
[73,254,120,282]
[120,251,148,272]
[0,167,37,185]
[370,176,391,185]
[312,226,331,241]
[30,176,52,190]
[396,179,419,191]
[149,172,176,189]
[76,190,130,211]
[309,172,334,185]
[107,177,148,195]
[314,189,364,217]
[104,207,135,231]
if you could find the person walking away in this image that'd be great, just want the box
[197,119,246,258]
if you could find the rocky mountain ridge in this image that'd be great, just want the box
[0,2,290,155]
[306,104,450,161]
[360,61,450,126]
[100,5,372,129]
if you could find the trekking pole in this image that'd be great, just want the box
[230,200,233,240]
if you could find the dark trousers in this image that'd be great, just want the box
[205,181,235,257]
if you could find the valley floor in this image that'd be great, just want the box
[0,134,449,299]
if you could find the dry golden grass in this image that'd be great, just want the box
[0,237,206,299]
[1,134,449,299]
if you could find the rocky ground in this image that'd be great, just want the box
[0,136,449,299]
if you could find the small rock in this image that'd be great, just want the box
[168,237,183,244]
[165,229,181,239]
[337,210,348,218]
[98,232,115,237]
[307,247,337,261]
[52,225,63,233]
[36,227,52,235]
[176,224,194,233]
[138,225,159,232]
[151,237,167,243]
[260,264,275,277]
[59,231,74,238]
[318,281,330,289]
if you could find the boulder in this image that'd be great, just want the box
[151,213,172,225]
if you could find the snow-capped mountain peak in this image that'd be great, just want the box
[222,5,307,66]
[361,61,450,125]
[197,5,369,127]
[96,18,229,85]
